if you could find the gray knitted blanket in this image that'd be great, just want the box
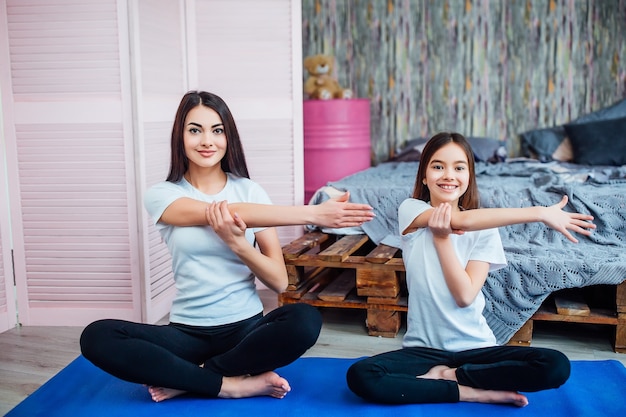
[310,160,626,343]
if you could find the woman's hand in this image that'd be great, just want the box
[206,201,289,292]
[313,191,375,228]
[541,195,596,243]
[206,201,248,248]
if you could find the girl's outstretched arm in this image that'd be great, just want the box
[158,191,375,228]
[404,196,595,243]
[451,195,595,243]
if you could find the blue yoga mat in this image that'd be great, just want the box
[6,356,626,417]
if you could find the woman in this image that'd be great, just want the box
[80,91,374,402]
[346,132,596,407]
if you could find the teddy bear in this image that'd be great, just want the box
[303,54,353,100]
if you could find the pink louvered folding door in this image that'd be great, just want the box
[1,0,143,326]
[0,0,303,328]
[0,155,16,332]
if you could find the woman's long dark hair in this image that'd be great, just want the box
[166,91,249,182]
[411,132,480,210]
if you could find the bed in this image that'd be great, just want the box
[294,99,626,348]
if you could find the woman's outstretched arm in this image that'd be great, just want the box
[158,191,375,228]
[226,191,375,228]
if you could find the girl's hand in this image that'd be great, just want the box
[429,203,455,238]
[314,191,375,228]
[542,195,596,243]
[429,203,465,237]
[206,201,248,246]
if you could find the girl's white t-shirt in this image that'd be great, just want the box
[144,174,271,327]
[398,198,507,352]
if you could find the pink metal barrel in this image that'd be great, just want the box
[303,99,371,202]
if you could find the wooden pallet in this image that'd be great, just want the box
[279,231,626,350]
[508,284,626,353]
[279,231,406,337]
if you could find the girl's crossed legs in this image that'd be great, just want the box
[346,344,570,406]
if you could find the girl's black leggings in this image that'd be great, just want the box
[80,303,322,397]
[346,344,570,404]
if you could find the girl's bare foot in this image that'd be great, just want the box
[459,385,529,407]
[218,371,291,399]
[148,386,187,402]
[417,364,528,407]
[417,364,453,380]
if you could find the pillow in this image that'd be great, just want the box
[573,97,626,124]
[520,125,568,162]
[466,136,507,163]
[551,137,574,162]
[389,136,506,163]
[388,137,428,162]
[564,116,626,166]
[520,98,626,161]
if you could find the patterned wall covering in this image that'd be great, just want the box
[302,0,626,164]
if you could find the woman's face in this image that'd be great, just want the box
[183,105,227,171]
[423,142,470,207]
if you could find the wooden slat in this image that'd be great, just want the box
[280,267,338,300]
[367,295,407,307]
[616,313,626,353]
[281,290,406,311]
[282,231,329,259]
[617,281,626,314]
[286,255,405,271]
[367,308,401,337]
[286,264,301,289]
[555,293,590,316]
[365,243,400,264]
[533,303,617,325]
[356,268,400,298]
[507,320,533,346]
[318,234,370,262]
[318,270,355,302]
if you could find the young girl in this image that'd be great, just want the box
[80,91,374,402]
[346,132,596,407]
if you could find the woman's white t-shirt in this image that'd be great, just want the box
[398,198,507,352]
[144,174,271,327]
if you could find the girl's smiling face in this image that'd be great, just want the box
[183,105,227,171]
[423,142,470,208]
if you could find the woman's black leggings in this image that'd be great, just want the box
[346,345,570,404]
[80,303,322,397]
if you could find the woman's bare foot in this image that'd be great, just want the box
[218,371,291,399]
[148,386,187,402]
[459,385,529,407]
